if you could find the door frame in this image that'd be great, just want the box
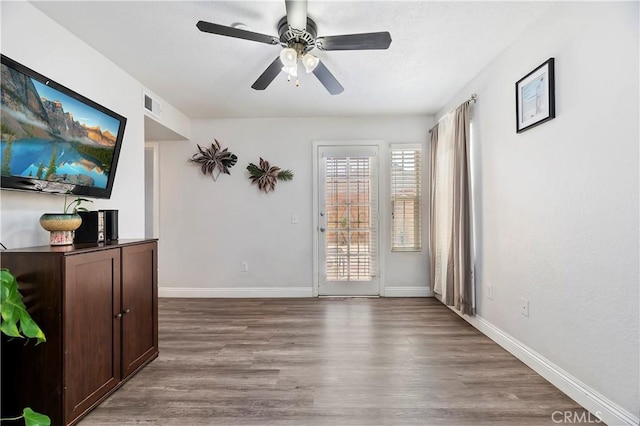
[144,142,160,239]
[312,140,387,297]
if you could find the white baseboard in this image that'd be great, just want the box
[158,287,313,298]
[455,311,639,426]
[160,286,433,298]
[384,286,432,297]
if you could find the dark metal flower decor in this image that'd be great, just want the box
[189,139,238,181]
[246,157,293,193]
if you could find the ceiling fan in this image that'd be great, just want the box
[196,0,392,95]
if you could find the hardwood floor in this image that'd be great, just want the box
[78,298,597,425]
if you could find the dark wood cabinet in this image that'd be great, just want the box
[1,239,158,426]
[64,249,122,422]
[121,243,158,378]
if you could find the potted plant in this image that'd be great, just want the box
[0,269,50,426]
[39,193,92,246]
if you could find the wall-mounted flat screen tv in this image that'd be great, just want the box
[1,54,127,199]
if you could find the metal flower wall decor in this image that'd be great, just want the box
[247,158,294,193]
[189,139,238,181]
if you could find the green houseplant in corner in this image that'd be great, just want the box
[0,269,50,426]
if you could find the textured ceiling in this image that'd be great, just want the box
[31,1,553,119]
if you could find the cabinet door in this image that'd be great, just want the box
[64,249,121,424]
[121,242,158,378]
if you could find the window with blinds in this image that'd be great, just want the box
[324,155,378,281]
[391,144,422,252]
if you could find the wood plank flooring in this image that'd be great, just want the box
[78,298,598,425]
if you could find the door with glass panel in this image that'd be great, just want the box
[318,146,379,296]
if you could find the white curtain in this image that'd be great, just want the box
[432,113,456,300]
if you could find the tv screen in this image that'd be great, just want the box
[0,54,126,199]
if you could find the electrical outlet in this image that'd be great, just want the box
[486,286,494,300]
[519,298,529,317]
[241,261,249,272]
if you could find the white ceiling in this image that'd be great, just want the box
[31,1,553,119]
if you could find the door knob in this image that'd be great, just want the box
[320,227,326,232]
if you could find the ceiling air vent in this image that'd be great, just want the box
[143,93,162,118]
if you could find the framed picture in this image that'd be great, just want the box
[516,58,555,133]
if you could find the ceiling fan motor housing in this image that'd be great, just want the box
[278,16,317,52]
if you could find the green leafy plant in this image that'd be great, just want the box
[63,192,92,214]
[0,269,51,426]
[247,157,293,193]
[189,139,238,181]
[0,269,45,343]
[1,408,50,426]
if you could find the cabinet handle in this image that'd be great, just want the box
[115,313,122,319]
[124,308,131,314]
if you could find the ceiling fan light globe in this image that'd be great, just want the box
[281,65,298,78]
[302,54,320,73]
[279,47,298,67]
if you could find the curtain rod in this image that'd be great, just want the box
[429,93,477,133]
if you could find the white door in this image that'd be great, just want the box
[317,146,379,296]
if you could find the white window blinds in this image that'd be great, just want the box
[391,144,422,252]
[324,155,378,280]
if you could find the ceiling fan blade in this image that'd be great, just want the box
[316,32,392,51]
[197,21,279,45]
[251,57,283,90]
[312,61,344,95]
[285,0,308,30]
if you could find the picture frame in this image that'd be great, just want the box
[516,58,555,133]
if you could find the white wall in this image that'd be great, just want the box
[157,116,433,297]
[437,2,639,423]
[143,86,191,141]
[0,2,149,247]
